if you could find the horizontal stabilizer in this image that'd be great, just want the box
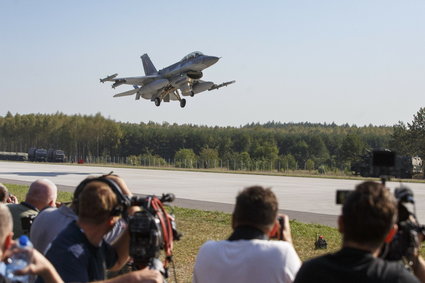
[208,80,236,91]
[113,88,139,97]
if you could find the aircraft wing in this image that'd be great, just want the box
[208,80,236,91]
[100,74,159,87]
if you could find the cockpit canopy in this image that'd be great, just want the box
[181,51,204,62]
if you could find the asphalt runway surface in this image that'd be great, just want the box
[1,161,425,227]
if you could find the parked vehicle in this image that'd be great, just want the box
[47,149,66,162]
[0,152,28,161]
[351,150,423,179]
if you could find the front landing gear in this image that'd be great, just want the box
[180,99,186,108]
[154,97,161,107]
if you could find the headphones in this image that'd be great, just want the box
[73,173,131,217]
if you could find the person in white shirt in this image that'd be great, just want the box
[193,186,301,283]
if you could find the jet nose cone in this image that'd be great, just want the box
[203,56,220,67]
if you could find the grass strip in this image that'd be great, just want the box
[5,183,425,283]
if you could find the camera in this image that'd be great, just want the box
[128,193,181,278]
[335,190,352,205]
[269,215,285,240]
[21,214,37,235]
[381,186,425,267]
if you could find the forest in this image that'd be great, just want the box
[0,108,423,172]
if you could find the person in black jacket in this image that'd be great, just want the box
[295,181,425,283]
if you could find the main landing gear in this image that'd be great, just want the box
[180,99,186,108]
[153,92,186,108]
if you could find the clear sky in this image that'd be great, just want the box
[1,0,424,127]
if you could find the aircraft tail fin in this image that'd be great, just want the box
[141,54,157,75]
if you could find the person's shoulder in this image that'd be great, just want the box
[251,239,296,252]
[50,221,80,245]
[197,240,226,255]
[199,240,224,249]
[35,207,56,217]
[5,203,19,209]
[298,253,331,271]
[379,259,420,282]
[58,205,76,217]
[47,223,88,258]
[6,203,27,215]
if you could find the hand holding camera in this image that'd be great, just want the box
[269,214,293,243]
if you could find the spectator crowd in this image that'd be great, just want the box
[0,177,424,283]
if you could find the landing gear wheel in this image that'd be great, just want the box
[180,99,186,108]
[154,97,161,107]
[190,92,195,97]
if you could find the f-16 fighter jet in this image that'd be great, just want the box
[100,51,235,108]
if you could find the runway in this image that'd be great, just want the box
[1,161,425,227]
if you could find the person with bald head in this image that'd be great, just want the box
[7,179,57,239]
[0,204,64,283]
[30,174,132,254]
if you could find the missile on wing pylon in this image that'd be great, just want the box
[100,73,118,83]
[112,79,126,89]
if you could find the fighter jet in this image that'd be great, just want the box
[100,51,235,108]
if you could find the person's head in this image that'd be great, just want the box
[339,181,397,250]
[0,183,8,203]
[71,173,129,211]
[0,204,13,260]
[232,186,278,233]
[76,179,119,226]
[26,179,58,210]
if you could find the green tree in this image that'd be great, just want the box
[199,147,219,168]
[175,148,197,168]
[305,159,315,171]
[340,133,366,166]
[389,122,411,155]
[278,154,297,171]
[407,107,425,158]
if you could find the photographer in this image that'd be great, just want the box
[193,186,301,283]
[0,204,63,283]
[7,179,57,239]
[36,176,161,283]
[294,181,425,283]
[30,174,131,254]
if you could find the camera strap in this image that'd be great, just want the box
[228,226,268,241]
[149,196,174,269]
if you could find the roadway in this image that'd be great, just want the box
[1,161,425,227]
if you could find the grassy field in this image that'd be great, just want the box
[5,183,341,282]
[5,182,424,283]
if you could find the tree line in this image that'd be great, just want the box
[4,110,417,172]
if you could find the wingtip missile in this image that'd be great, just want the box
[100,73,118,83]
[208,80,236,91]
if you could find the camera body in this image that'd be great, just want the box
[21,214,37,235]
[382,187,425,264]
[128,194,181,276]
[128,209,162,268]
